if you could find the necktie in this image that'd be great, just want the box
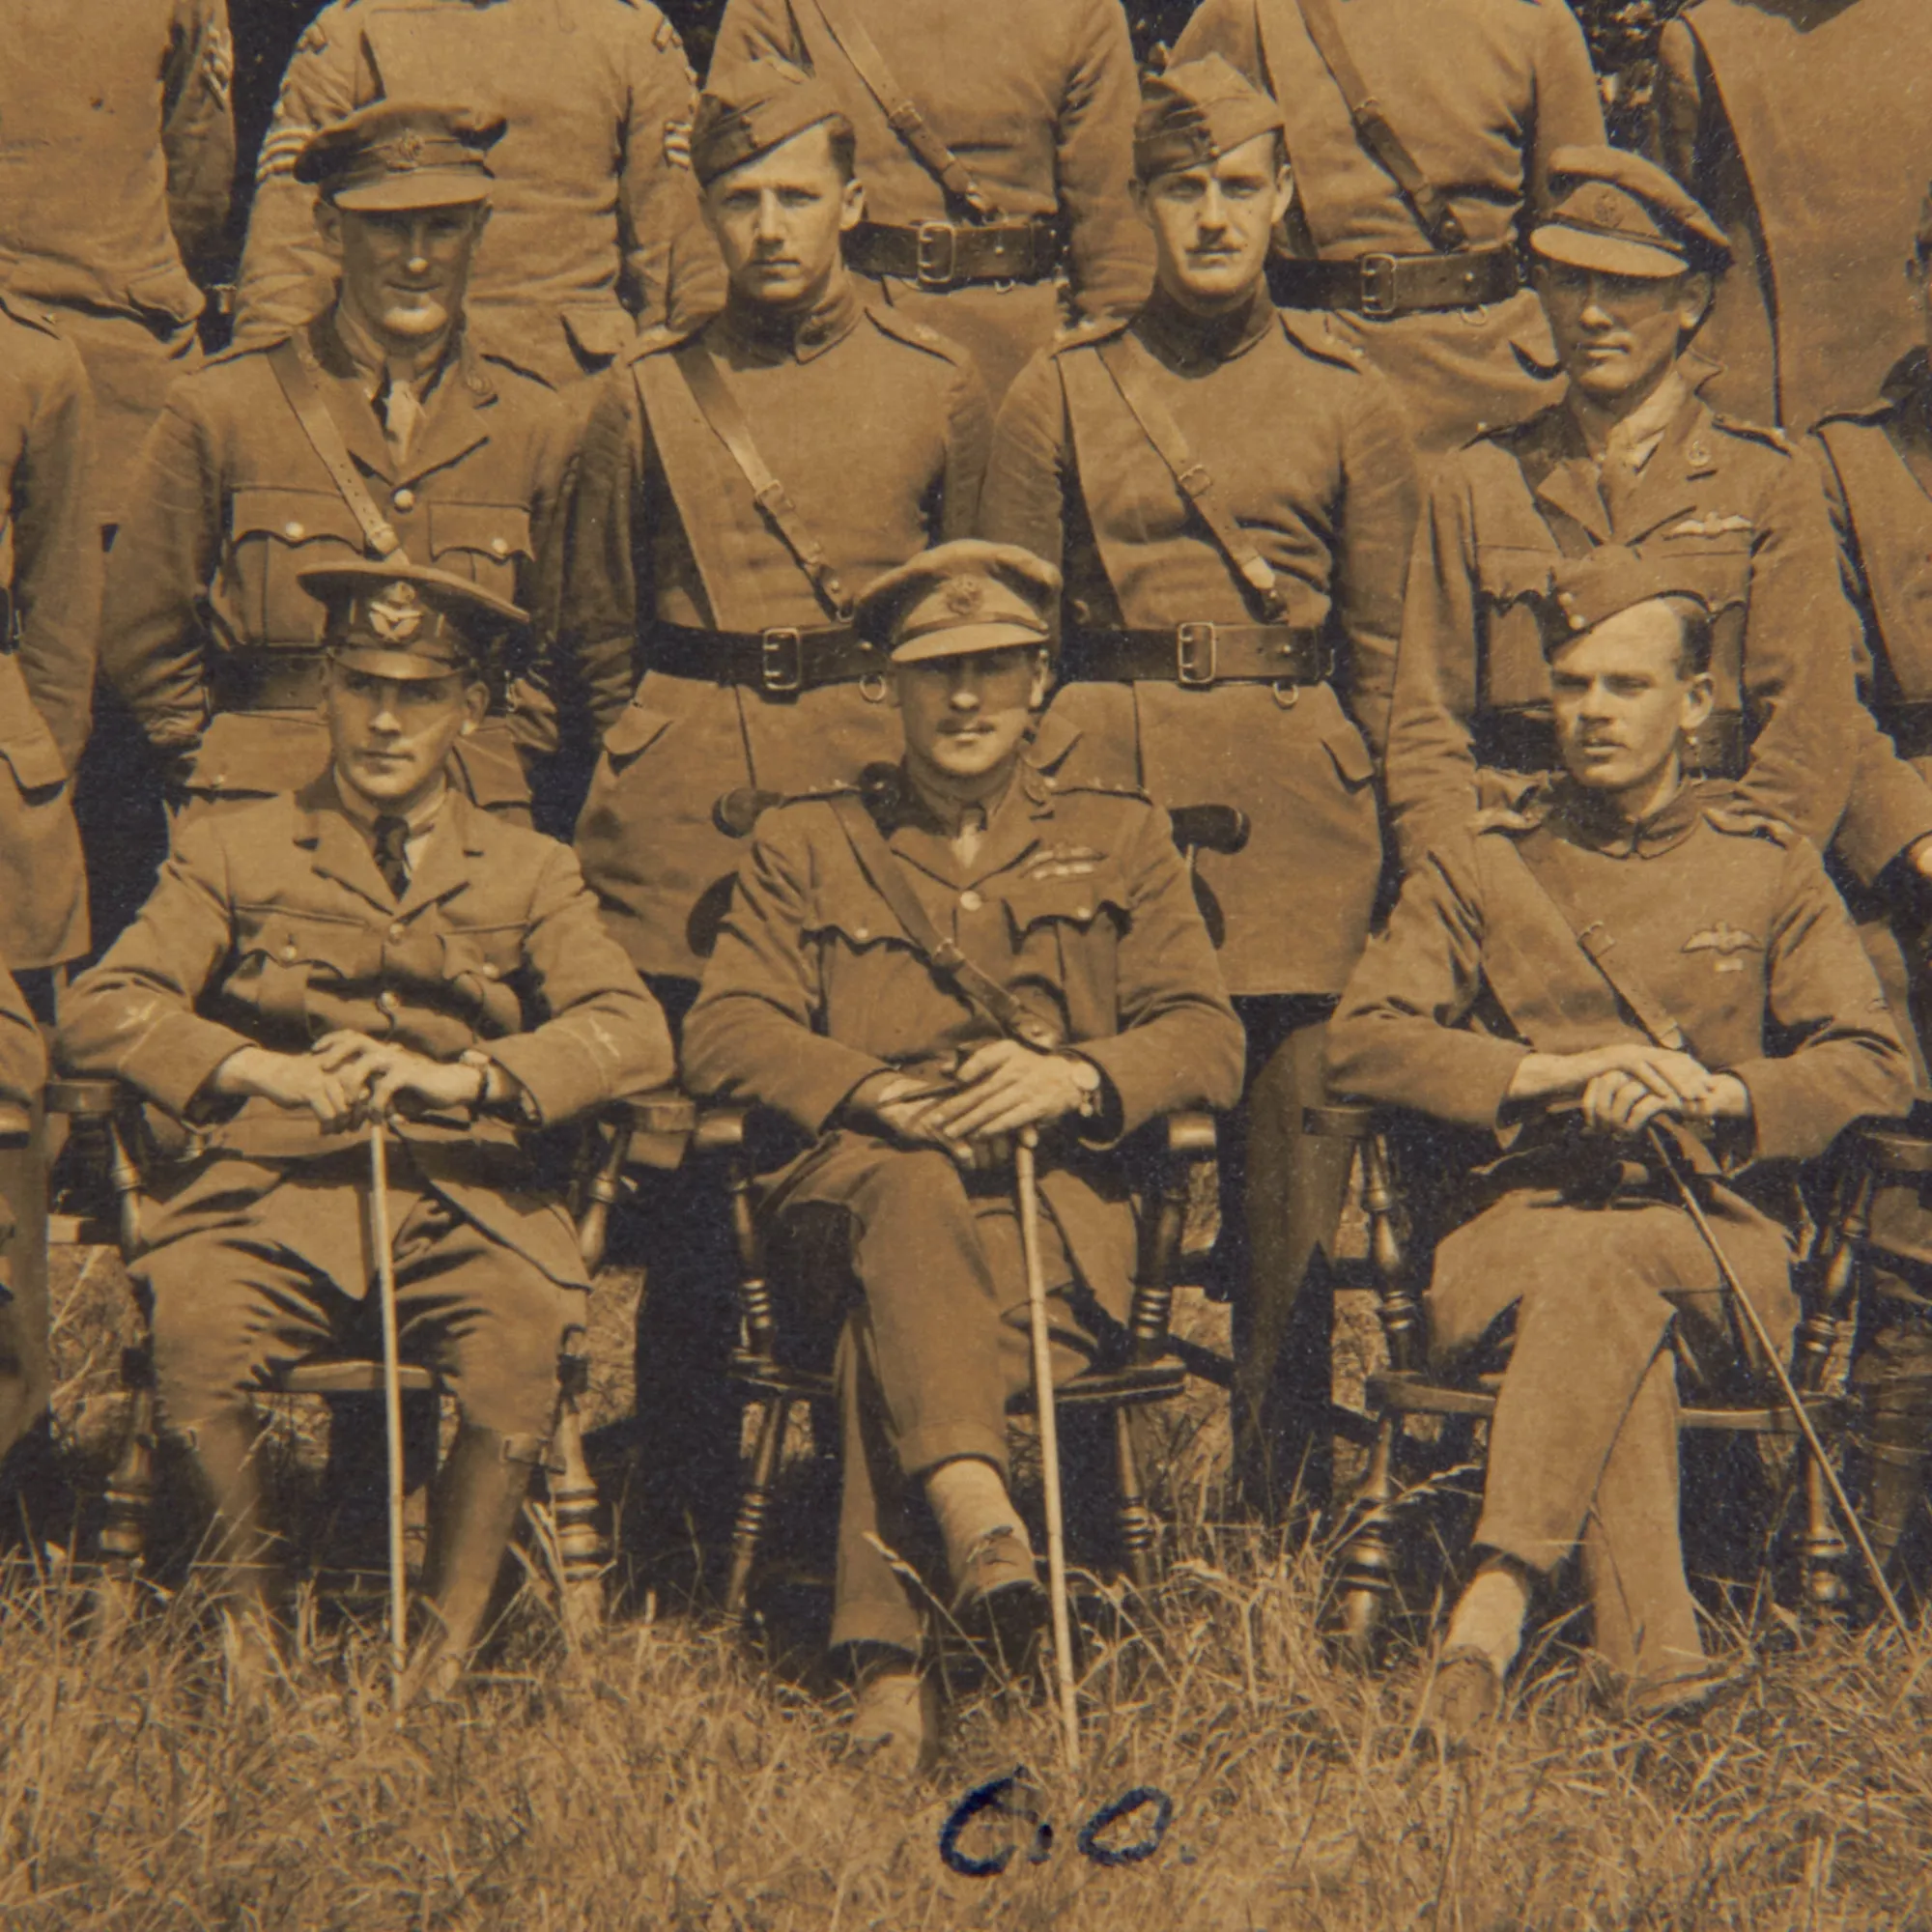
[380,370,424,466]
[372,815,411,900]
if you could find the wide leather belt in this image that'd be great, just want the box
[1473,705,1746,778]
[1271,244,1519,318]
[1883,702,1932,762]
[651,620,886,696]
[846,218,1060,290]
[1065,624,1331,688]
[211,650,329,711]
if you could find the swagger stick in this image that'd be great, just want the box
[1015,1126,1081,1769]
[368,1117,411,1704]
[1646,1125,1908,1638]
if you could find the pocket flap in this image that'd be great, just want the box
[427,502,533,567]
[186,710,330,794]
[1001,864,1130,938]
[1476,544,1557,607]
[439,924,522,982]
[127,266,204,327]
[230,487,366,550]
[239,906,382,980]
[1318,709,1378,787]
[560,306,639,365]
[603,702,676,763]
[0,655,66,788]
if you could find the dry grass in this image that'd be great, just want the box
[5,1246,1931,1930]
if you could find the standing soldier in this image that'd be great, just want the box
[1171,0,1605,464]
[706,0,1151,403]
[1385,148,1860,877]
[232,0,722,388]
[101,105,569,826]
[979,60,1418,1509]
[554,59,990,1552]
[0,298,101,1490]
[1652,0,1932,432]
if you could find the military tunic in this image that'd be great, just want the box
[0,0,233,528]
[100,311,571,819]
[1328,778,1912,1680]
[57,779,673,1438]
[707,0,1151,404]
[233,0,723,388]
[1385,357,1862,874]
[1652,0,1932,432]
[1171,0,1605,463]
[682,725,1244,1649]
[557,282,990,980]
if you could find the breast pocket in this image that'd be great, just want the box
[426,503,533,604]
[1476,543,1560,710]
[1644,524,1752,617]
[234,905,383,1032]
[222,488,367,648]
[437,923,526,1035]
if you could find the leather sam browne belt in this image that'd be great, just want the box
[846,218,1061,290]
[1271,244,1519,318]
[1065,624,1332,688]
[652,620,887,696]
[1474,705,1746,778]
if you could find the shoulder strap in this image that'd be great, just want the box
[1092,332,1289,620]
[1287,0,1468,254]
[1511,825,1690,1052]
[827,793,1065,1051]
[799,0,1005,222]
[267,339,406,559]
[671,339,852,621]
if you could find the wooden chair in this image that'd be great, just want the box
[1310,1102,1874,1662]
[45,1077,681,1641]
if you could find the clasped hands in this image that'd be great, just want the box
[1506,1041,1751,1138]
[209,1031,499,1131]
[852,1039,1093,1168]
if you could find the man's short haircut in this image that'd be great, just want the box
[825,113,858,185]
[1660,594,1715,677]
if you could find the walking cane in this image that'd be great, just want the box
[367,1117,410,1705]
[1015,1125,1082,1769]
[1645,1123,1909,1638]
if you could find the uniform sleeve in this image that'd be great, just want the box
[1056,0,1153,324]
[13,339,101,772]
[231,16,356,352]
[1525,0,1607,212]
[1808,432,1932,884]
[620,9,725,333]
[162,0,237,277]
[1325,838,1533,1130]
[550,368,650,741]
[1733,445,1861,848]
[978,350,1075,572]
[505,388,578,762]
[1333,369,1420,757]
[682,811,895,1130]
[0,968,45,1122]
[99,391,223,755]
[56,816,254,1113]
[1068,804,1246,1135]
[1729,838,1914,1160]
[478,841,675,1118]
[1647,19,1707,187]
[935,358,992,540]
[1383,459,1487,873]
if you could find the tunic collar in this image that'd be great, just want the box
[714,272,865,365]
[1135,280,1275,369]
[1546,774,1727,859]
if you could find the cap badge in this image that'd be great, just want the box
[367,581,424,641]
[943,578,985,617]
[392,129,427,170]
[1590,187,1624,230]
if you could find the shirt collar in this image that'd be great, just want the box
[715,271,865,365]
[329,767,450,840]
[1135,279,1275,368]
[331,298,455,402]
[1599,360,1697,478]
[900,762,1017,839]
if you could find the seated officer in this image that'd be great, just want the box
[100,102,569,829]
[683,540,1244,1772]
[59,563,673,1699]
[1328,547,1911,1739]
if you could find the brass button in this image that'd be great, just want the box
[480,963,498,980]
[959,890,983,912]
[388,922,407,941]
[377,989,400,1014]
[853,924,870,942]
[283,521,304,540]
[1074,904,1092,920]
[280,942,298,962]
[489,535,510,557]
[392,487,416,513]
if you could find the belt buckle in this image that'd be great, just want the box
[915,221,959,289]
[1177,621,1217,688]
[1358,253,1400,319]
[760,627,804,694]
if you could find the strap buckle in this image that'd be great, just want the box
[915,221,960,289]
[1177,622,1217,688]
[760,628,804,694]
[1357,253,1400,319]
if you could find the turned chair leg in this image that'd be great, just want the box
[1331,1411,1402,1664]
[92,1344,157,1638]
[724,1397,787,1622]
[1114,1406,1158,1592]
[548,1348,607,1643]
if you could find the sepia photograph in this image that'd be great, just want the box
[1,0,1930,1922]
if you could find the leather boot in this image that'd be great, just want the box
[185,1405,285,1705]
[400,1424,534,1705]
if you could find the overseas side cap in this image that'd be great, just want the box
[855,540,1060,666]
[298,560,529,682]
[691,58,843,186]
[1531,145,1731,280]
[1133,55,1284,183]
[1539,545,1713,655]
[296,101,503,212]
